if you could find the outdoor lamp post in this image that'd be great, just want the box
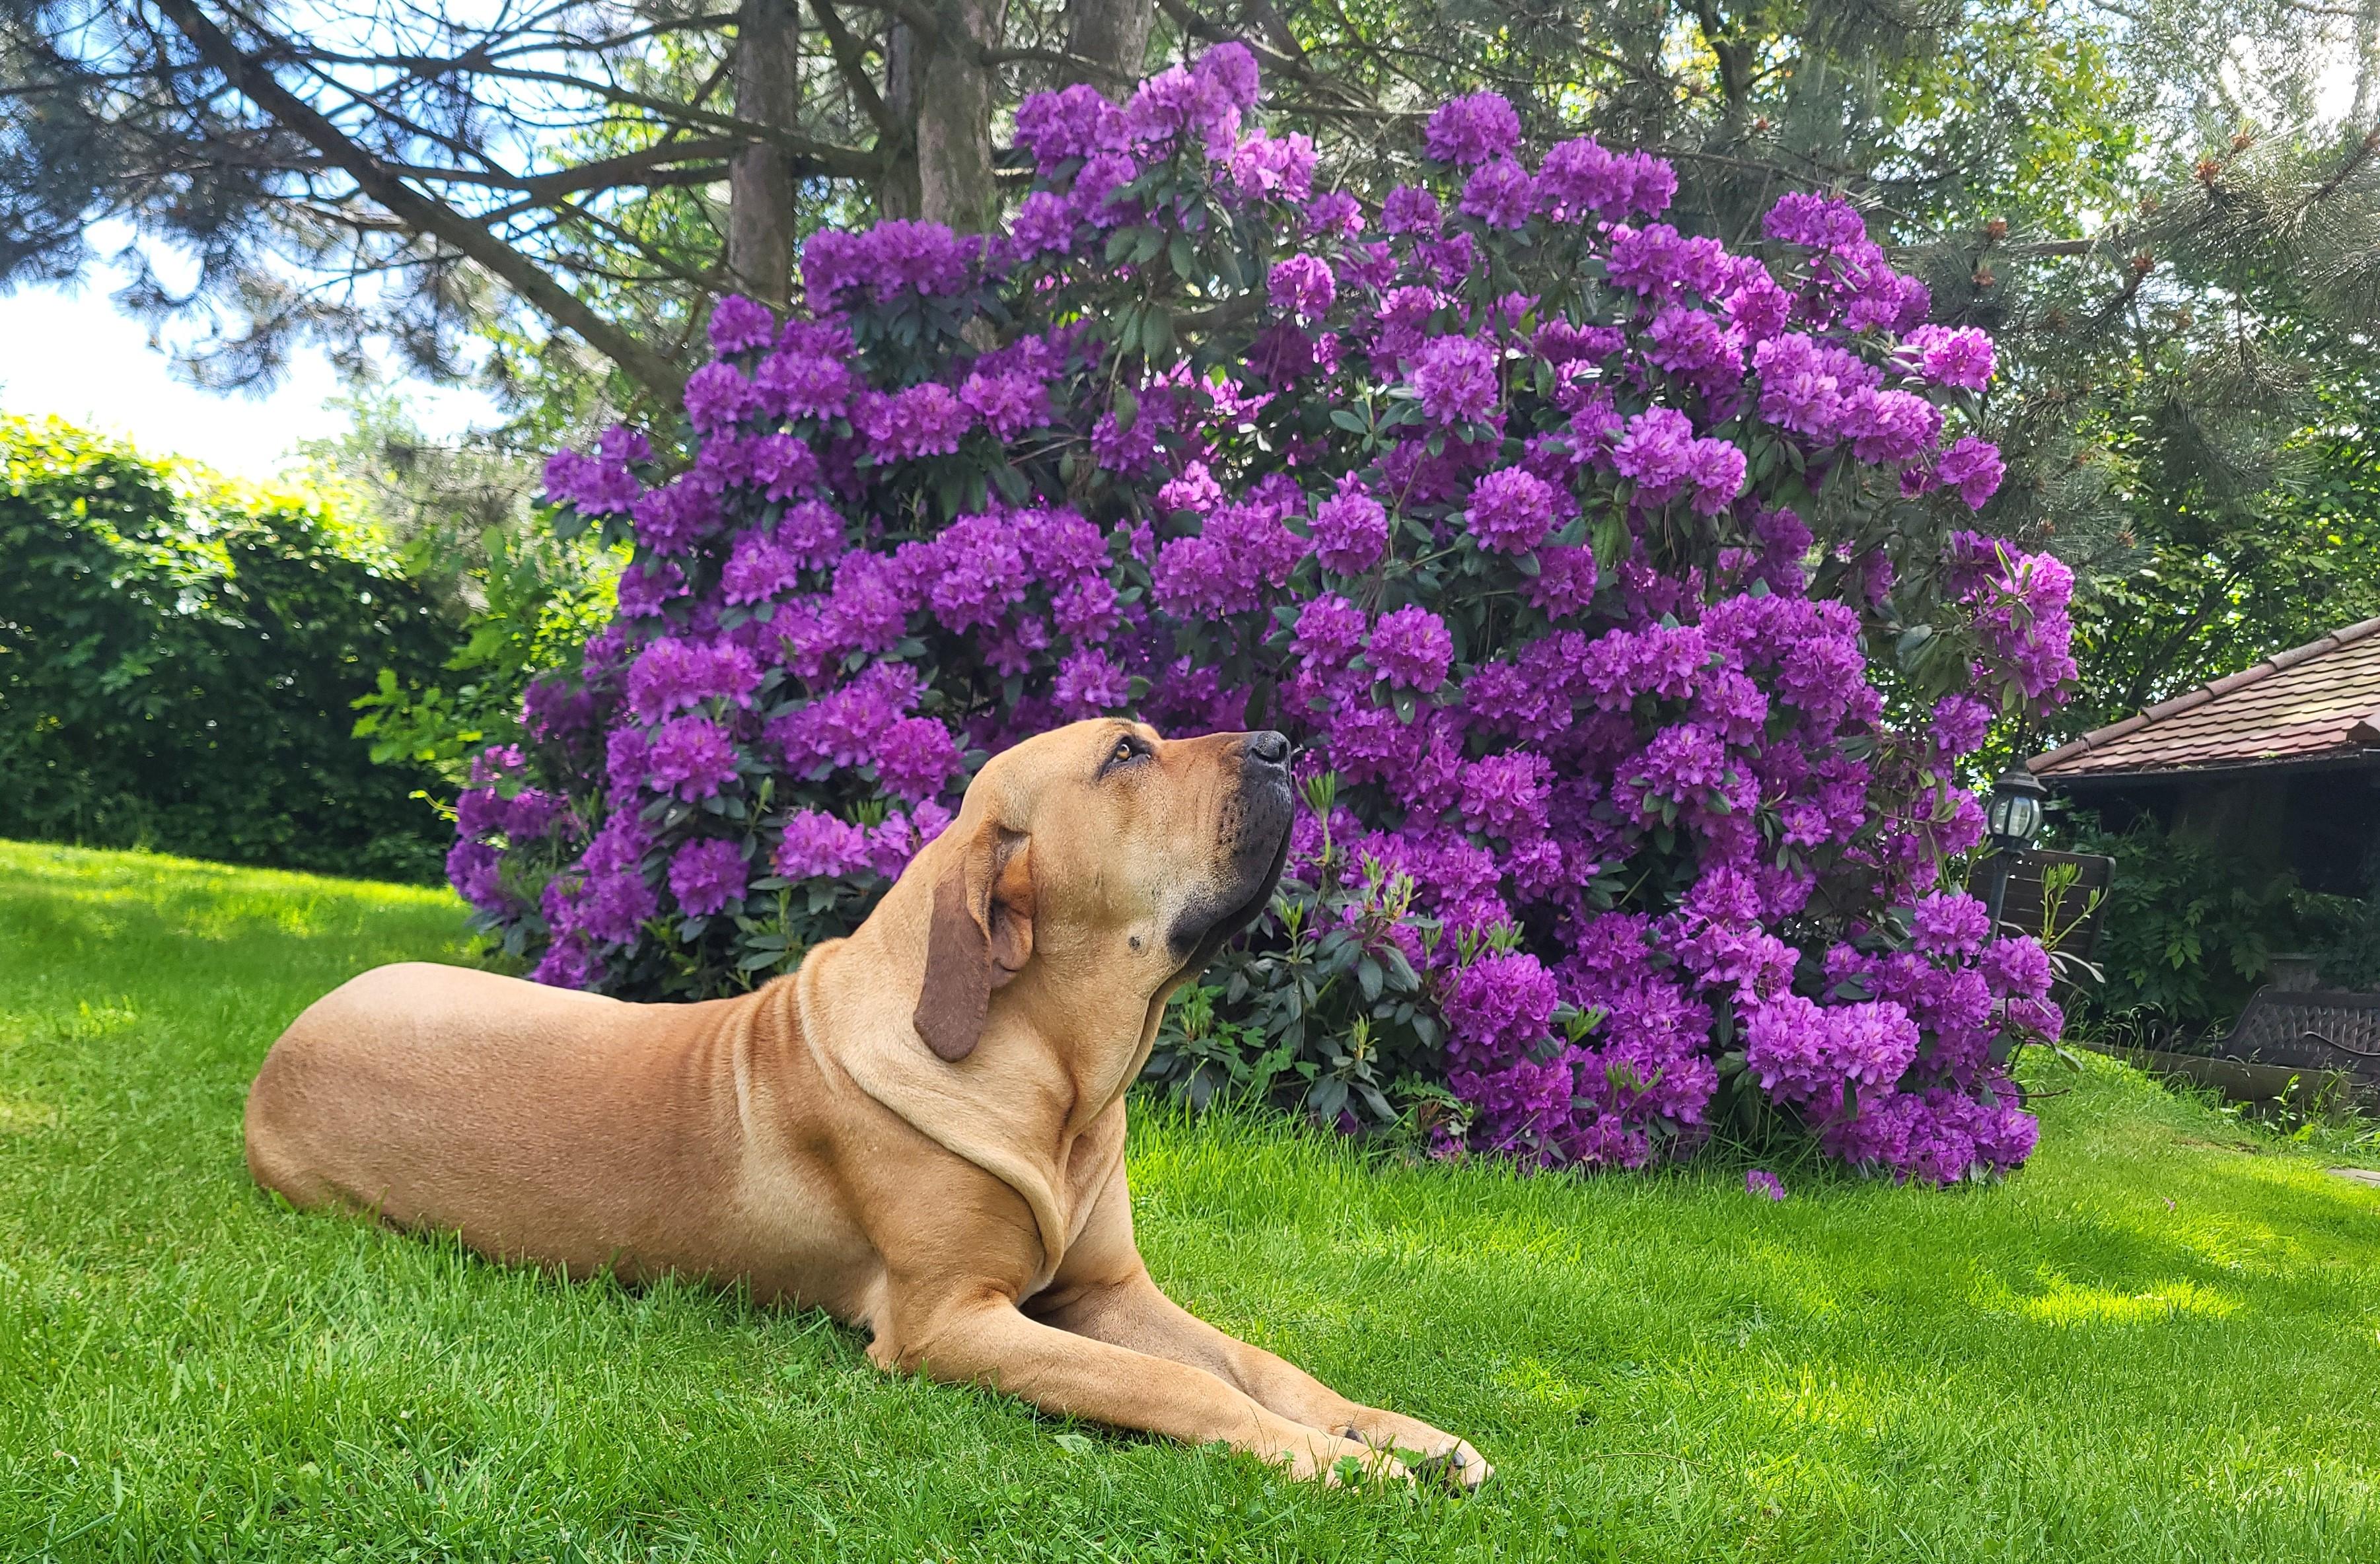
[1982,767,2049,935]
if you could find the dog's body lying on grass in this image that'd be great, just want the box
[246,720,1488,1487]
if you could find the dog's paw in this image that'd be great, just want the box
[1406,1438,1492,1492]
[1338,1415,1492,1492]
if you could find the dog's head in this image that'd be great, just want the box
[906,720,1294,1063]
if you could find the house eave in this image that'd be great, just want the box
[2037,751,2380,789]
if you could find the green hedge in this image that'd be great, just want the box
[0,415,453,880]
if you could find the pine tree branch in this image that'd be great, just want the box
[147,0,689,400]
[809,0,898,139]
[275,46,885,179]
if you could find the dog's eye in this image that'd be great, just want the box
[1104,734,1145,774]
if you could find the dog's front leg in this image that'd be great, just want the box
[1030,1268,1492,1489]
[1030,1162,1492,1489]
[871,1286,1407,1484]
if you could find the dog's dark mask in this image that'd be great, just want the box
[1165,756,1293,975]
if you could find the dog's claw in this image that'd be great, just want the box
[1409,1441,1493,1492]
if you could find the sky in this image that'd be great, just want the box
[1,47,2365,483]
[0,223,499,482]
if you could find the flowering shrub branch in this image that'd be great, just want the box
[464,46,2079,1184]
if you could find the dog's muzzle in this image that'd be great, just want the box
[1166,731,1295,970]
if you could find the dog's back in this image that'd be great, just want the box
[244,962,873,1302]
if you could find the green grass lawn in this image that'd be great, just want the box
[6,839,2380,1561]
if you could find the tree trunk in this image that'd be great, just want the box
[728,0,803,305]
[906,0,1009,232]
[879,20,927,220]
[2354,0,2380,128]
[1061,0,1152,87]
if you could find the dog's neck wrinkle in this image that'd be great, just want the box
[799,917,1087,1285]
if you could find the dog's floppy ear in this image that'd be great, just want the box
[912,824,1034,1063]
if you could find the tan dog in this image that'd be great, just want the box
[247,720,1488,1487]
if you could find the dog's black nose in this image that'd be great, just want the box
[1245,730,1291,768]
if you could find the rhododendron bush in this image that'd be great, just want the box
[458,47,2079,1185]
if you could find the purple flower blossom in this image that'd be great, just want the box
[855,383,974,462]
[1151,501,1305,618]
[1312,480,1389,575]
[1983,937,2054,1000]
[1052,649,1132,716]
[774,808,871,879]
[1902,324,1996,392]
[530,932,596,989]
[1459,159,1537,229]
[521,674,595,743]
[1369,605,1453,691]
[1746,1169,1786,1201]
[1293,594,1369,666]
[1684,440,1749,516]
[1305,190,1363,238]
[1464,467,1561,554]
[1014,83,1126,169]
[626,637,763,723]
[1764,190,1872,250]
[959,370,1052,441]
[1936,436,2006,510]
[1536,138,1675,223]
[682,362,758,435]
[1910,892,1992,956]
[631,480,721,557]
[542,452,639,516]
[1612,407,1696,499]
[447,840,505,912]
[1930,693,1993,758]
[707,295,777,354]
[776,501,846,569]
[1424,92,1522,165]
[668,837,748,916]
[1460,752,1553,839]
[875,716,962,801]
[1268,254,1336,320]
[1444,950,1558,1062]
[1410,334,1500,423]
[645,715,740,800]
[1224,131,1315,201]
[756,353,852,420]
[1124,64,1241,151]
[1194,42,1261,109]
[1009,190,1078,258]
[1849,388,1944,465]
[1381,184,1441,236]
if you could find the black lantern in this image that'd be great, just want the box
[1984,767,2048,855]
[1982,767,2048,937]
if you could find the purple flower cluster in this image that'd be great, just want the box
[472,58,2071,1189]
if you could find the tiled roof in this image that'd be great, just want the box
[2031,616,2380,781]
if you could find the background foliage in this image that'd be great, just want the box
[2062,818,2380,1046]
[0,415,452,879]
[310,397,625,786]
